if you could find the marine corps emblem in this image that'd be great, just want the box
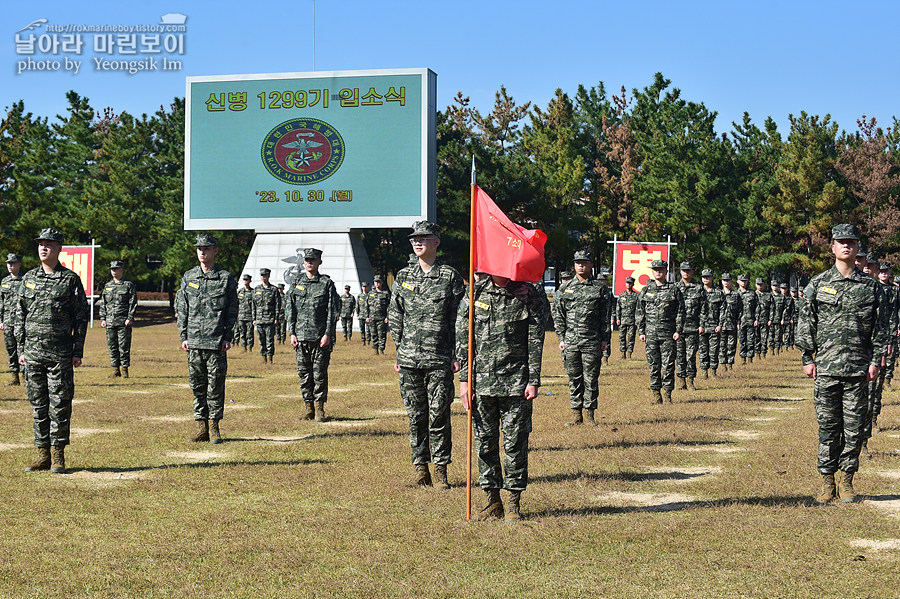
[261,118,345,185]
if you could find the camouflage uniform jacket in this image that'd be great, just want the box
[798,265,887,377]
[702,287,725,330]
[340,294,356,318]
[756,291,773,324]
[388,261,464,369]
[456,279,544,396]
[881,281,899,336]
[276,290,286,322]
[552,276,611,350]
[15,263,89,360]
[783,296,795,324]
[236,286,254,321]
[771,293,786,323]
[677,280,707,334]
[251,283,281,322]
[615,289,640,325]
[357,292,369,319]
[738,288,758,325]
[719,290,742,330]
[286,273,337,342]
[637,280,685,339]
[367,287,391,320]
[0,273,24,326]
[607,290,617,330]
[175,266,239,350]
[98,279,137,327]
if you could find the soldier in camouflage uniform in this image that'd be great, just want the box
[286,248,338,422]
[388,221,464,489]
[616,276,639,359]
[600,269,614,365]
[676,261,706,390]
[99,260,138,379]
[553,250,610,426]
[864,262,898,444]
[769,282,786,354]
[236,274,254,352]
[367,275,391,355]
[883,265,899,392]
[699,269,723,378]
[638,260,685,403]
[457,274,545,521]
[787,287,800,349]
[276,283,287,344]
[781,283,795,349]
[737,274,758,365]
[755,278,772,358]
[339,285,356,341]
[175,233,238,445]
[18,229,89,474]
[252,268,281,363]
[357,282,371,345]
[0,253,24,386]
[718,273,742,369]
[798,224,887,503]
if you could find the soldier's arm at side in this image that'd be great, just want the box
[127,281,138,325]
[71,275,89,365]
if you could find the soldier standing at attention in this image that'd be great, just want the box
[755,278,772,358]
[553,250,610,426]
[616,276,639,359]
[339,285,356,341]
[367,275,391,355]
[236,274,254,352]
[0,253,24,386]
[276,283,287,344]
[252,268,280,364]
[388,221,464,488]
[638,260,684,403]
[718,273,742,371]
[881,264,899,392]
[769,282,786,354]
[737,274,758,365]
[601,269,614,365]
[18,228,88,474]
[99,260,137,379]
[864,262,898,443]
[798,224,887,503]
[699,269,723,378]
[357,282,371,345]
[787,287,800,350]
[457,274,545,521]
[675,261,705,390]
[781,283,795,350]
[286,248,338,422]
[176,234,238,445]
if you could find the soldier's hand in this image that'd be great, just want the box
[699,326,705,334]
[768,321,772,326]
[320,334,330,348]
[0,322,4,330]
[291,334,299,348]
[558,341,566,352]
[524,385,538,400]
[450,359,460,373]
[100,320,107,328]
[616,320,620,326]
[72,357,82,368]
[715,326,722,333]
[673,333,680,341]
[125,319,132,327]
[181,341,189,352]
[253,321,257,326]
[640,334,646,342]
[754,321,758,327]
[459,382,470,410]
[868,365,880,382]
[393,363,400,373]
[18,356,24,366]
[601,342,608,352]
[803,363,816,379]
[222,341,231,351]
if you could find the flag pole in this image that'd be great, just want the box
[466,156,476,521]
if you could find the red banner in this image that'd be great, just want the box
[474,186,546,282]
[613,243,669,295]
[59,246,94,297]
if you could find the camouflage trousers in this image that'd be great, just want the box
[814,374,867,474]
[738,324,755,358]
[105,325,133,367]
[865,368,886,439]
[359,319,370,344]
[473,394,533,491]
[698,331,720,370]
[371,319,388,351]
[256,323,275,356]
[676,331,700,379]
[563,347,602,409]
[26,356,75,447]
[236,320,254,349]
[398,366,453,465]
[4,325,20,373]
[276,318,286,342]
[602,337,611,359]
[754,324,768,355]
[785,322,796,348]
[188,349,228,421]
[645,336,676,391]
[340,317,353,340]
[719,330,737,365]
[885,337,897,381]
[618,324,637,354]
[769,324,783,350]
[296,340,332,403]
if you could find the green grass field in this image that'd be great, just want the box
[1,307,898,598]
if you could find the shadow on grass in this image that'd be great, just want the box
[531,469,713,485]
[682,395,807,405]
[602,415,736,427]
[67,458,331,475]
[529,494,818,517]
[533,439,733,453]
[132,306,175,327]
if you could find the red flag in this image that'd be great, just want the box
[473,186,546,282]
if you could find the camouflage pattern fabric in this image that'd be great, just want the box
[99,278,138,367]
[188,349,228,420]
[339,293,355,339]
[756,290,773,355]
[357,291,370,343]
[880,282,898,381]
[738,288,757,358]
[617,288,640,353]
[286,273,338,403]
[676,280,706,378]
[638,280,684,390]
[367,287,391,351]
[398,367,454,465]
[457,278,544,491]
[718,290,742,365]
[105,326,133,367]
[770,292,786,350]
[700,286,724,370]
[276,289,287,342]
[236,287,255,349]
[15,263,88,447]
[0,272,23,373]
[698,330,720,370]
[602,288,614,359]
[252,283,281,356]
[646,337,677,390]
[294,341,332,403]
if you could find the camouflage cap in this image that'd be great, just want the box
[780,282,789,289]
[109,260,125,269]
[895,275,900,283]
[5,253,21,263]
[701,269,714,277]
[35,228,64,244]
[651,259,668,269]
[193,232,218,247]
[679,261,694,271]
[573,249,593,262]
[259,268,271,275]
[277,283,285,289]
[560,270,573,279]
[790,287,798,292]
[867,253,879,264]
[721,272,732,280]
[755,277,765,285]
[360,281,370,287]
[242,274,251,281]
[303,248,323,260]
[408,220,440,238]
[771,280,780,287]
[373,275,383,282]
[344,285,351,290]
[858,245,868,258]
[879,262,891,271]
[599,267,611,277]
[625,276,635,284]
[737,274,750,282]
[831,223,860,240]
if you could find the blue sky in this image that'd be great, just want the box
[3,0,899,135]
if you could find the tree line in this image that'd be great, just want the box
[2,73,898,293]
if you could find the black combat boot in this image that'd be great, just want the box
[24,447,51,472]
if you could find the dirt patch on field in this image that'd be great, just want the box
[676,446,745,454]
[166,450,227,461]
[849,538,900,552]
[70,428,119,437]
[141,415,191,423]
[247,435,314,442]
[61,470,147,486]
[861,497,900,519]
[645,466,721,477]
[595,491,699,512]
[377,409,407,416]
[0,442,30,451]
[728,430,761,440]
[119,390,152,395]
